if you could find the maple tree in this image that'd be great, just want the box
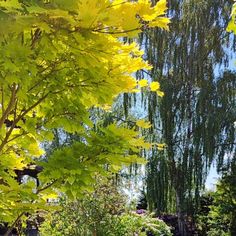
[0,0,169,232]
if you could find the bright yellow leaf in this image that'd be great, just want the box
[138,79,148,87]
[102,104,112,111]
[157,143,166,150]
[42,192,58,201]
[149,17,170,30]
[154,0,168,16]
[131,89,141,93]
[157,90,165,97]
[150,81,160,91]
[136,119,152,129]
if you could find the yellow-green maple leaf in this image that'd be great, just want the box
[157,90,165,97]
[150,81,160,91]
[136,119,152,129]
[139,79,149,88]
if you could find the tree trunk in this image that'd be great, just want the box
[230,212,236,236]
[176,192,187,236]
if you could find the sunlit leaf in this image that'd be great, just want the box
[150,81,160,91]
[138,79,149,87]
[136,119,152,129]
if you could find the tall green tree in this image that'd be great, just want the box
[128,0,235,234]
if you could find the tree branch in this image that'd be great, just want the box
[93,27,141,35]
[36,179,57,194]
[0,84,18,130]
[0,93,49,153]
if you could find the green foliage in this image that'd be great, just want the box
[117,213,172,236]
[39,176,172,236]
[0,0,169,227]
[195,193,214,235]
[39,124,149,198]
[207,167,236,235]
[39,176,126,236]
[196,164,236,236]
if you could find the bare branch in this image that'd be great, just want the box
[93,27,141,35]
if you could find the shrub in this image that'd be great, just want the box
[39,177,172,236]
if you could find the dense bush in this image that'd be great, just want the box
[39,177,172,236]
[117,213,172,236]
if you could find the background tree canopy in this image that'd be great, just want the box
[121,0,235,234]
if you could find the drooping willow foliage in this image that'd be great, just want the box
[137,0,236,218]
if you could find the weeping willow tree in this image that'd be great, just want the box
[133,0,236,234]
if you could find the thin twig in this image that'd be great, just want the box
[36,179,57,194]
